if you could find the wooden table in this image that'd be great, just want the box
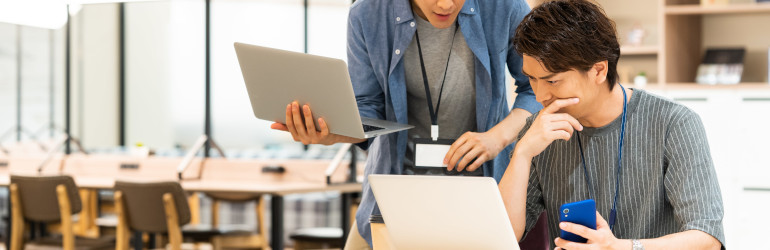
[0,155,363,250]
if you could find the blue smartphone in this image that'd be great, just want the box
[559,199,597,243]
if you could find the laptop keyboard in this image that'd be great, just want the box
[363,124,385,132]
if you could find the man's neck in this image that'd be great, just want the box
[578,84,631,128]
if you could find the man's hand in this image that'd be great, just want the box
[554,212,630,250]
[270,101,365,145]
[444,131,505,172]
[515,98,583,159]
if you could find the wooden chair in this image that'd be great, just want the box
[113,180,193,250]
[10,175,115,250]
[205,193,268,250]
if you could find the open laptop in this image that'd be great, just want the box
[368,174,520,250]
[234,42,413,139]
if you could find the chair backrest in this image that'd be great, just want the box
[10,175,82,222]
[114,181,191,233]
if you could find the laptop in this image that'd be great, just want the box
[234,42,413,139]
[368,174,520,250]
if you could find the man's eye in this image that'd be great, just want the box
[547,80,558,84]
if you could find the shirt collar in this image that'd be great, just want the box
[394,0,478,25]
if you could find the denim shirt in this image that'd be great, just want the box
[347,0,541,244]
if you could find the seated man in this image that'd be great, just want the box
[498,0,725,249]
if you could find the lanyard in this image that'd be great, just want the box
[575,85,628,232]
[415,25,459,141]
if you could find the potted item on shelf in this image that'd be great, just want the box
[634,71,648,88]
[696,47,745,85]
[701,0,729,6]
[625,23,646,47]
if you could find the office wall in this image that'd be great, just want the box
[69,4,120,148]
[125,1,205,150]
[0,23,18,142]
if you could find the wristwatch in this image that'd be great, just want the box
[631,239,645,250]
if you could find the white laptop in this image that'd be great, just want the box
[368,174,520,250]
[234,42,413,139]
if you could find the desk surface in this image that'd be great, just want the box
[0,155,363,196]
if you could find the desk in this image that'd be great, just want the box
[0,155,363,250]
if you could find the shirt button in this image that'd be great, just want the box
[471,8,475,12]
[395,49,401,55]
[410,22,415,27]
[396,17,401,22]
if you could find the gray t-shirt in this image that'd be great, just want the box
[402,14,479,176]
[519,89,725,248]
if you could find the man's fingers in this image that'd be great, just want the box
[318,118,330,137]
[544,98,580,114]
[285,104,300,141]
[456,147,483,172]
[550,121,575,136]
[554,237,590,250]
[596,211,610,229]
[551,113,583,131]
[303,105,318,137]
[291,102,308,139]
[560,222,601,243]
[444,133,469,165]
[271,122,289,131]
[466,153,488,172]
[448,142,473,171]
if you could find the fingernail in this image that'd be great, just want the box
[559,222,566,229]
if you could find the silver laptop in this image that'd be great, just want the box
[368,174,520,250]
[234,42,413,139]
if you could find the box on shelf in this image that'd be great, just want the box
[696,48,745,85]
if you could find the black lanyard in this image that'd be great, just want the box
[575,85,628,232]
[415,25,459,141]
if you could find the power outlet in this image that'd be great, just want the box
[120,163,140,170]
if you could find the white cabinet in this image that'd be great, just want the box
[646,87,770,247]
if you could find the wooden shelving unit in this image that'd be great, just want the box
[620,45,659,56]
[659,0,770,88]
[665,2,770,15]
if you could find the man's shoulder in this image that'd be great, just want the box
[634,89,704,127]
[349,0,388,21]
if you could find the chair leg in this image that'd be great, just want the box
[188,192,201,225]
[256,196,268,249]
[114,191,131,250]
[56,184,74,250]
[162,193,182,250]
[211,198,220,228]
[10,184,25,250]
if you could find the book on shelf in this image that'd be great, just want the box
[696,48,745,85]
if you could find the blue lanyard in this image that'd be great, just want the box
[575,85,627,232]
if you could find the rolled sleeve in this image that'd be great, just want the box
[347,6,385,151]
[663,109,726,248]
[507,0,542,115]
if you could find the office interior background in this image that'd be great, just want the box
[0,0,769,249]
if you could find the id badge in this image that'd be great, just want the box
[413,138,455,168]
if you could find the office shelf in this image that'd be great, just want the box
[665,3,770,15]
[620,45,659,56]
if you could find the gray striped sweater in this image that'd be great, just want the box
[519,89,725,247]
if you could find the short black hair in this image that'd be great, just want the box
[514,0,620,90]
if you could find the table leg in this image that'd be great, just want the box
[4,189,9,250]
[270,195,284,250]
[133,231,142,250]
[341,192,351,247]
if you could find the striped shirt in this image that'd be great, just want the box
[519,89,726,247]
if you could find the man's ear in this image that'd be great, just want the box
[592,60,609,86]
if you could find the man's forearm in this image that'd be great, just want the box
[489,108,532,146]
[499,150,533,241]
[622,230,721,250]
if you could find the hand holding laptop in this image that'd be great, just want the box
[270,101,366,145]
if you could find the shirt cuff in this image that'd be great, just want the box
[512,90,543,115]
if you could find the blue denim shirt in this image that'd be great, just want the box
[347,0,541,244]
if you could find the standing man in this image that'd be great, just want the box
[272,0,541,248]
[499,1,725,249]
